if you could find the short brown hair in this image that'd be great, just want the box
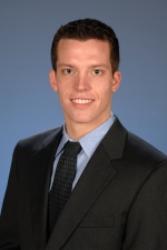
[51,18,120,72]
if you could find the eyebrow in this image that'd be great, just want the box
[57,63,74,68]
[90,64,109,68]
[57,63,109,68]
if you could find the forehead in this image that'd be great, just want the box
[56,38,111,62]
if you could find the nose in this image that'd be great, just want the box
[74,72,91,91]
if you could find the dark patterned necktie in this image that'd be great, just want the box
[48,141,81,235]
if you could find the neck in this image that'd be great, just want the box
[65,116,112,140]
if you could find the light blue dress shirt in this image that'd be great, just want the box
[50,115,115,190]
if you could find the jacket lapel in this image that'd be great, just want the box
[30,128,63,250]
[46,118,127,250]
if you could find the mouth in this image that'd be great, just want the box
[71,98,94,104]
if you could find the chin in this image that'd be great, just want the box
[66,114,92,124]
[68,114,103,126]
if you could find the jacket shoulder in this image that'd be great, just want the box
[126,131,167,164]
[16,127,62,152]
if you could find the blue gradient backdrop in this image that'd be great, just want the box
[0,0,167,208]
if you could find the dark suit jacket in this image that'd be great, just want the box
[0,118,167,250]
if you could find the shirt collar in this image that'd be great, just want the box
[58,115,115,158]
[79,115,115,157]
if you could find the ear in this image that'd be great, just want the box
[111,71,122,93]
[49,70,58,92]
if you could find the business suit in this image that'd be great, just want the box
[0,118,167,250]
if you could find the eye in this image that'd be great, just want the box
[62,68,74,75]
[92,68,103,76]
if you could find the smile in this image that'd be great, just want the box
[71,98,94,104]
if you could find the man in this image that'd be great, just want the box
[0,18,167,250]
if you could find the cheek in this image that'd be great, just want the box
[57,86,71,105]
[97,81,113,98]
[56,80,66,94]
[57,77,74,92]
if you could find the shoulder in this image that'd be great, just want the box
[15,127,62,153]
[105,117,167,171]
[125,131,167,164]
[105,117,166,164]
[110,120,167,198]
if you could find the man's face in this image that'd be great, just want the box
[49,39,121,133]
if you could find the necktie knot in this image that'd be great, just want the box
[63,141,81,156]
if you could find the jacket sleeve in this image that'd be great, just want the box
[123,161,167,250]
[0,144,20,250]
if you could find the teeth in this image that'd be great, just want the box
[72,98,92,104]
